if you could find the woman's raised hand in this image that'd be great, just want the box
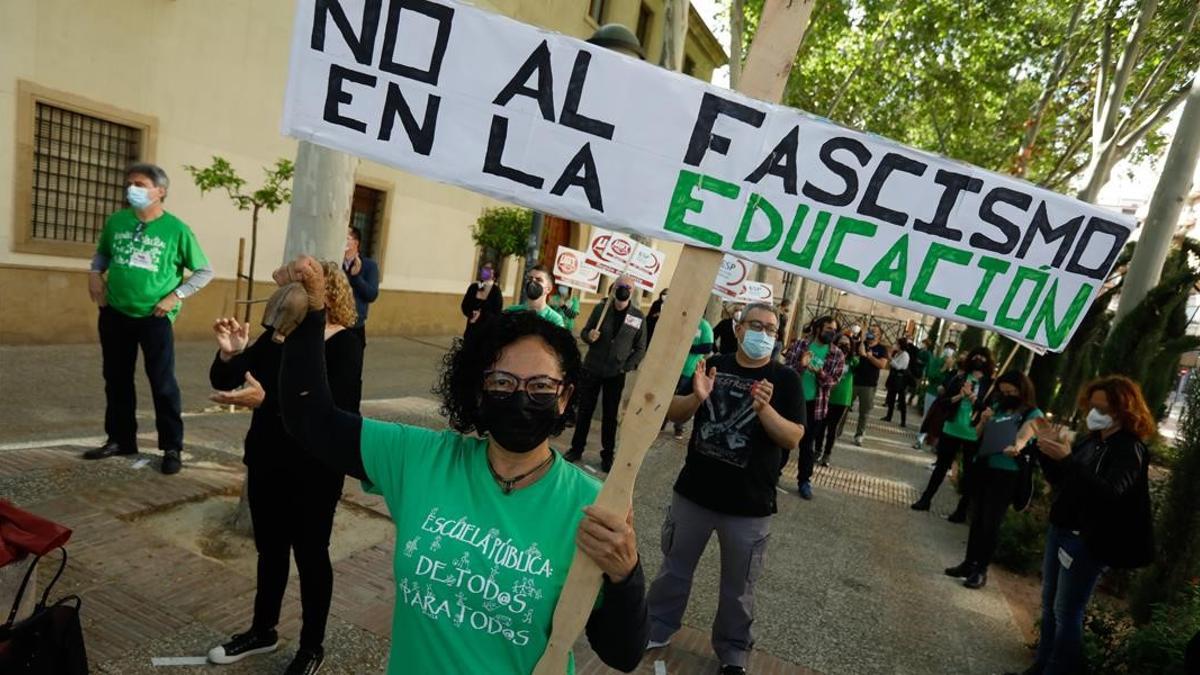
[213,317,249,359]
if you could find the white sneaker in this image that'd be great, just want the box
[647,638,671,649]
[853,435,864,446]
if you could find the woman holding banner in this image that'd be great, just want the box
[270,256,648,674]
[206,261,362,674]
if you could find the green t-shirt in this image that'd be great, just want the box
[829,356,856,406]
[96,209,208,321]
[360,419,602,674]
[682,319,715,378]
[925,354,951,388]
[800,342,831,402]
[505,303,566,328]
[942,374,980,441]
[982,407,1043,471]
[549,295,581,331]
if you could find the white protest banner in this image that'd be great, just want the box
[712,254,751,299]
[738,281,775,305]
[583,229,665,291]
[282,0,1136,352]
[553,245,600,293]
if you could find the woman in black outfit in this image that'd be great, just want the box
[205,261,363,675]
[944,371,1041,590]
[1007,375,1155,675]
[260,256,649,674]
[461,262,504,341]
[911,346,995,518]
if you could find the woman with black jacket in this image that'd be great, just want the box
[461,262,504,341]
[1010,375,1155,675]
[260,256,649,674]
[206,261,364,674]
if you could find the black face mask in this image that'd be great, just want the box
[614,286,631,302]
[971,357,986,369]
[1000,394,1022,410]
[479,391,560,454]
[820,330,836,343]
[524,280,545,301]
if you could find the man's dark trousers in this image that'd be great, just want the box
[569,370,626,462]
[99,306,183,451]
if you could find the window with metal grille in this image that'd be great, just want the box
[31,103,141,244]
[350,184,387,265]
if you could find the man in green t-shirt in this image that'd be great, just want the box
[504,265,565,328]
[84,163,212,475]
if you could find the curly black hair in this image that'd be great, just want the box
[434,310,582,437]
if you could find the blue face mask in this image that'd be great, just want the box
[126,186,155,210]
[740,329,775,360]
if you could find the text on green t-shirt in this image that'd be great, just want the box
[359,419,601,674]
[96,209,208,321]
[800,342,831,402]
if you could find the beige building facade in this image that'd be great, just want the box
[0,0,726,343]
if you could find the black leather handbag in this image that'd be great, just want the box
[0,548,88,674]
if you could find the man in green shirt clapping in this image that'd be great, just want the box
[84,163,212,474]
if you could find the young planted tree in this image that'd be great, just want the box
[185,157,294,322]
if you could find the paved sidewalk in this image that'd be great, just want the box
[1,339,1031,674]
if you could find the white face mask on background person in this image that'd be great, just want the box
[943,348,955,358]
[126,185,155,210]
[1086,407,1114,431]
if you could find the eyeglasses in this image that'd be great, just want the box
[483,370,563,406]
[741,319,779,336]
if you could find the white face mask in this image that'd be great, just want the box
[1086,407,1114,431]
[943,348,955,358]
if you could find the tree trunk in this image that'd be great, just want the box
[226,141,357,536]
[729,0,743,89]
[1115,73,1200,321]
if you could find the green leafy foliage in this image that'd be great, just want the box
[184,157,294,213]
[472,207,532,260]
[741,0,1199,192]
[1130,373,1200,621]
[1099,240,1200,416]
[995,501,1049,575]
[1124,583,1200,674]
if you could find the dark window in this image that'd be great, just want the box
[350,184,386,263]
[683,55,696,76]
[636,3,654,48]
[589,0,607,24]
[31,103,140,243]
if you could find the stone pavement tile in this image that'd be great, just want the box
[126,545,258,618]
[330,542,396,636]
[0,445,79,477]
[574,625,819,675]
[78,582,193,664]
[194,579,303,640]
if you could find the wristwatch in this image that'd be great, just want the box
[174,288,186,300]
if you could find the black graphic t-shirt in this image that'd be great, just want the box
[673,354,805,517]
[853,344,889,387]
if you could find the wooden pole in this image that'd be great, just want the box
[531,2,816,672]
[234,237,246,323]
